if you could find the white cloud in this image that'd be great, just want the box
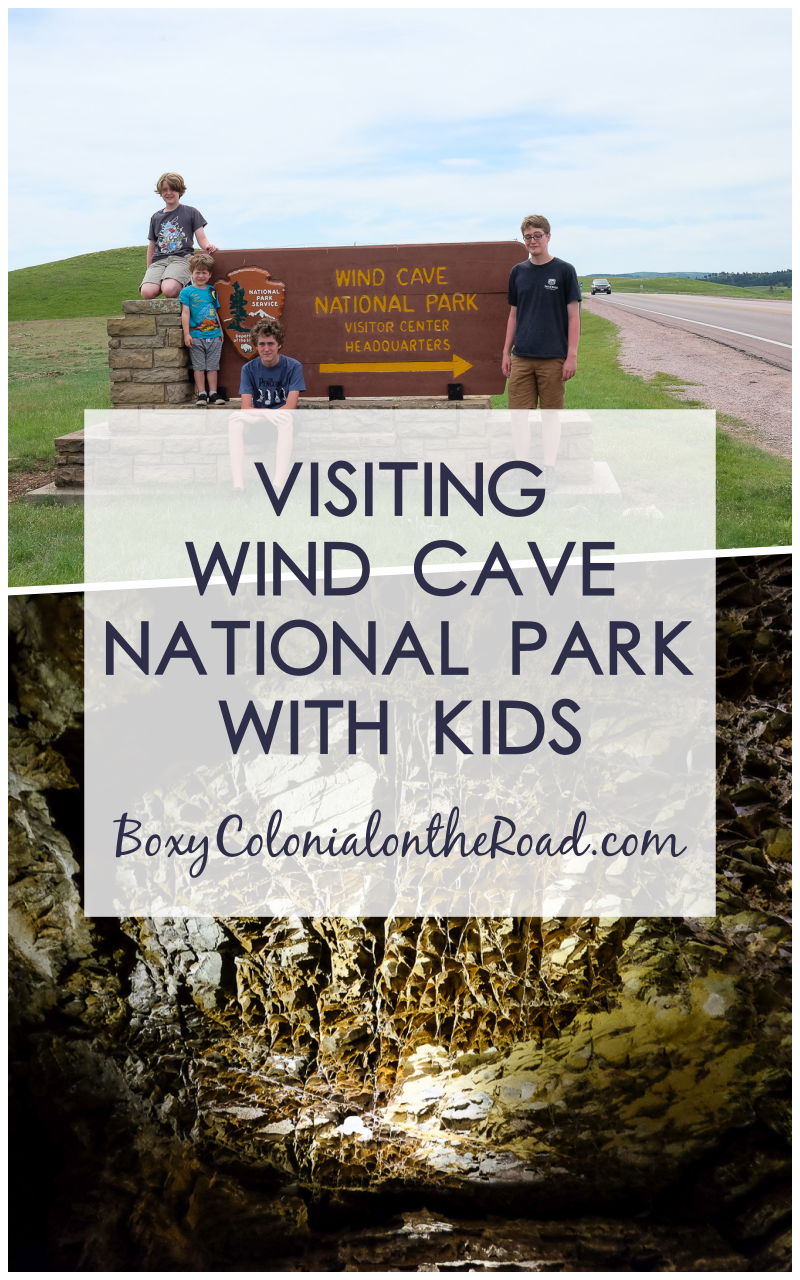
[8,8,791,270]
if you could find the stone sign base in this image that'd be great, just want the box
[24,300,619,502]
[26,409,620,505]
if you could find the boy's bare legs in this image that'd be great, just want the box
[139,280,182,300]
[227,410,294,491]
[207,371,218,394]
[541,410,562,466]
[273,413,294,487]
[510,410,531,460]
[228,412,247,490]
[510,407,561,484]
[193,371,208,397]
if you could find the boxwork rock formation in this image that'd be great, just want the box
[8,557,791,1270]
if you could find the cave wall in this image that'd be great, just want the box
[8,556,791,1270]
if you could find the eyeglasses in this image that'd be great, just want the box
[523,232,547,242]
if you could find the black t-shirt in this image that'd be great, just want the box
[148,204,207,262]
[507,256,581,359]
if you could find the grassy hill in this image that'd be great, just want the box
[588,272,711,279]
[9,246,147,320]
[579,275,791,300]
[11,251,792,320]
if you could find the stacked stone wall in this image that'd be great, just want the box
[107,300,194,406]
[82,409,594,489]
[95,299,597,487]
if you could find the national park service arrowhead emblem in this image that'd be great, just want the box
[214,267,286,359]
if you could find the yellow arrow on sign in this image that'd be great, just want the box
[320,354,473,379]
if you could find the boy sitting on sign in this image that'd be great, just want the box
[227,318,306,500]
[180,253,228,405]
[502,214,581,487]
[140,172,218,299]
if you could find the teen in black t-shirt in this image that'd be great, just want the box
[501,216,582,485]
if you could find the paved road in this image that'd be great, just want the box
[584,292,791,369]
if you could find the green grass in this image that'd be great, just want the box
[10,368,110,468]
[9,317,110,468]
[716,430,792,549]
[493,309,791,551]
[7,306,791,588]
[578,275,791,300]
[8,502,84,588]
[9,246,147,320]
[492,311,703,412]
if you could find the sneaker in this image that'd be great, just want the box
[195,392,208,406]
[208,390,228,404]
[228,487,246,502]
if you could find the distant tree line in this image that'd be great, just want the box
[702,270,791,287]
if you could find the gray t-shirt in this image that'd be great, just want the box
[148,204,207,262]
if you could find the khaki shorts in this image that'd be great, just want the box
[141,255,192,288]
[508,355,565,410]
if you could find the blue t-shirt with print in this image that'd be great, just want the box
[179,284,221,338]
[239,355,306,408]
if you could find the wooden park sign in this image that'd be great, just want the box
[212,242,526,398]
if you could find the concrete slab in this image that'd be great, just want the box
[25,462,621,507]
[25,482,85,506]
[549,461,622,500]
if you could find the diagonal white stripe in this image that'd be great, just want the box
[597,299,792,348]
[7,547,793,596]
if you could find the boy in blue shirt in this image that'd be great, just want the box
[180,253,226,405]
[228,319,306,499]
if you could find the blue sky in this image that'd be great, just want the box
[8,7,791,272]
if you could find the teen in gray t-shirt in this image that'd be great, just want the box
[140,172,219,300]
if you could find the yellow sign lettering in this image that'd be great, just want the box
[437,294,451,311]
[436,267,447,284]
[330,297,343,314]
[452,292,465,311]
[315,296,329,314]
[358,269,370,286]
[388,295,402,312]
[423,267,436,284]
[403,297,415,312]
[397,268,409,285]
[335,270,351,287]
[410,267,424,285]
[426,294,438,312]
[320,353,472,377]
[373,267,385,286]
[466,294,478,310]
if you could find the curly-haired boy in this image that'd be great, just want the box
[227,318,306,500]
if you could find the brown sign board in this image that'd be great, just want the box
[211,242,526,399]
